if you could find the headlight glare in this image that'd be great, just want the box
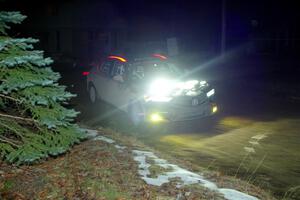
[148,79,175,97]
[177,80,198,90]
[200,80,207,85]
[146,78,176,102]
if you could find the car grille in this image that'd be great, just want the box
[171,94,207,107]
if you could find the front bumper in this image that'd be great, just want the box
[144,99,217,122]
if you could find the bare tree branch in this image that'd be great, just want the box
[0,93,22,103]
[0,113,35,122]
[0,121,25,139]
[0,137,19,147]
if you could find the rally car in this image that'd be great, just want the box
[86,54,217,124]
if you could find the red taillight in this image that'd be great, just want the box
[152,54,167,60]
[108,55,127,62]
[82,71,90,76]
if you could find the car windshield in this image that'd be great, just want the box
[130,60,181,80]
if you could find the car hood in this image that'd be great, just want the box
[171,80,210,97]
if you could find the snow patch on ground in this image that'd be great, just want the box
[132,150,218,189]
[115,144,126,150]
[82,128,98,138]
[81,130,259,200]
[93,135,115,144]
[132,150,217,189]
[133,150,259,200]
[115,144,126,152]
[82,128,116,144]
[219,189,259,200]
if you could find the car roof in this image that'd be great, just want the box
[106,54,168,64]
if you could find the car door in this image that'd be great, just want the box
[107,61,134,112]
[93,60,113,102]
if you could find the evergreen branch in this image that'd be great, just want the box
[0,112,35,122]
[0,12,26,24]
[0,11,83,164]
[0,12,26,35]
[0,136,19,147]
[0,93,22,103]
[0,37,38,52]
[0,120,24,139]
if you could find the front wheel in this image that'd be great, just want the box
[89,85,98,104]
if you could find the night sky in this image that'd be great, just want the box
[1,0,300,57]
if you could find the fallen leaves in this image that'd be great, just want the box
[0,129,268,200]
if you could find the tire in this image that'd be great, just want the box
[89,84,98,104]
[128,100,145,126]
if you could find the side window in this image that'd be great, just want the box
[112,62,125,77]
[111,62,126,82]
[101,61,113,77]
[132,63,145,79]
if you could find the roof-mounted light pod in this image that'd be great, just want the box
[152,54,167,60]
[108,55,127,62]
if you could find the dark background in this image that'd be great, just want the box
[2,0,300,61]
[2,0,300,110]
[2,0,300,115]
[1,1,300,198]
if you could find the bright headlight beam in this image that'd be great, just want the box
[183,80,198,89]
[147,78,211,102]
[147,78,176,102]
[176,80,199,90]
[149,79,174,96]
[206,89,215,97]
[200,80,207,85]
[144,95,172,102]
[150,113,164,122]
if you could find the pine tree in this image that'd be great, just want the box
[0,11,85,164]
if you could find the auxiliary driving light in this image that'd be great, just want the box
[150,113,164,122]
[212,105,218,113]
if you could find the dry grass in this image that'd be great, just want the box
[0,129,226,200]
[133,117,300,199]
[93,126,277,200]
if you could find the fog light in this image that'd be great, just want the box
[150,113,164,122]
[212,105,218,113]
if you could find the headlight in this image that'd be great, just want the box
[146,78,213,102]
[145,78,177,102]
[148,79,176,96]
[206,89,215,97]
